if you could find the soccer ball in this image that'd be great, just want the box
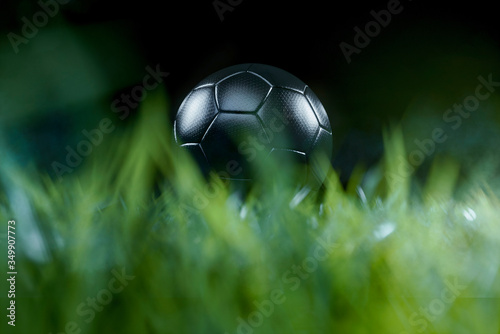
[174,63,332,187]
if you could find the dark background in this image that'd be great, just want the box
[1,0,499,182]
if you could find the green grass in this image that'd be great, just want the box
[1,90,500,334]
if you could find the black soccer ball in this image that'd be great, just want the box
[174,63,332,187]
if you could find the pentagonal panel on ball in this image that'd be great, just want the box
[201,113,270,180]
[258,87,320,154]
[216,72,271,112]
[175,87,218,144]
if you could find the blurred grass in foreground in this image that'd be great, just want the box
[1,90,500,334]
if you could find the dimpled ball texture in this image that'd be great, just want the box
[174,63,333,188]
